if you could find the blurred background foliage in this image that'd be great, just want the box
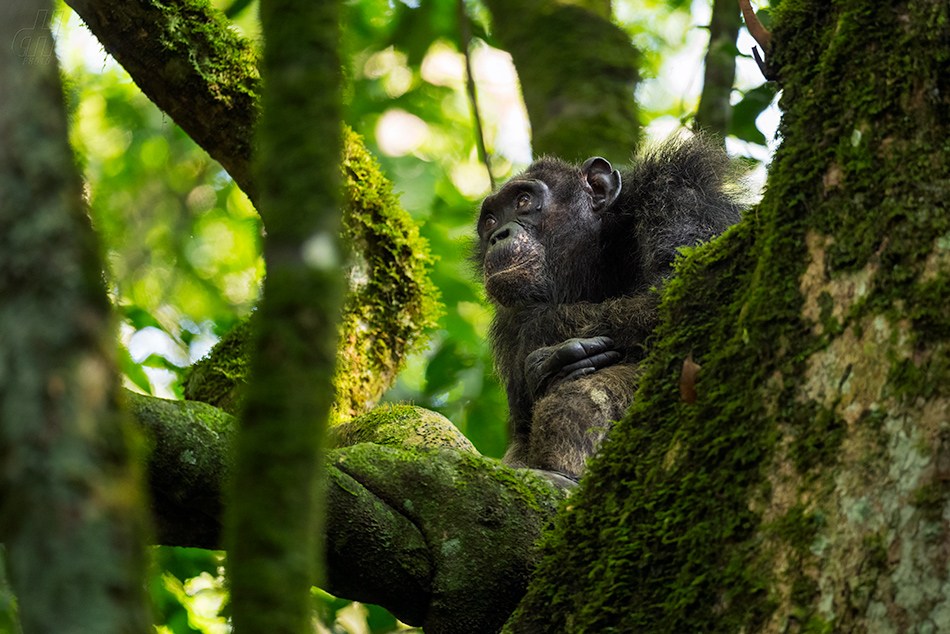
[12,0,777,631]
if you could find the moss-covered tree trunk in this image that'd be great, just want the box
[0,2,150,632]
[507,1,950,632]
[224,0,343,633]
[482,0,640,161]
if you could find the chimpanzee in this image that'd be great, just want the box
[474,134,744,482]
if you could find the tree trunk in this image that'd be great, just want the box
[0,2,151,632]
[224,0,343,633]
[482,0,640,161]
[507,1,950,632]
[695,0,741,138]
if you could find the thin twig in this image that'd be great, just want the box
[738,0,775,79]
[738,0,771,51]
[457,0,495,191]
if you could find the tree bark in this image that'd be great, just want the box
[694,0,741,139]
[482,0,640,161]
[506,1,950,632]
[126,392,564,634]
[225,0,344,632]
[0,3,150,632]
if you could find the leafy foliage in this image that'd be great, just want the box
[67,65,261,397]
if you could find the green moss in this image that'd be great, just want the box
[787,403,846,475]
[863,533,888,571]
[182,317,253,413]
[507,1,950,632]
[770,505,825,555]
[790,576,819,609]
[329,404,476,454]
[183,130,442,421]
[800,615,834,634]
[816,291,841,335]
[910,482,950,522]
[761,505,829,624]
[885,348,950,402]
[334,127,442,419]
[153,0,260,104]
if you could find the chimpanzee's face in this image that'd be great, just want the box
[476,177,550,306]
[475,158,613,308]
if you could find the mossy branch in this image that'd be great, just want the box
[66,0,441,416]
[182,130,442,420]
[66,0,260,199]
[126,392,564,634]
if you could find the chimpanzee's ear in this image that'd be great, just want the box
[582,157,622,212]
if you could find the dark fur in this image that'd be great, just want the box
[475,134,744,479]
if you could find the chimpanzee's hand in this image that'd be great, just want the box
[524,336,621,400]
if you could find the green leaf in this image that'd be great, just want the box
[424,339,476,397]
[728,83,778,145]
[121,305,163,331]
[119,345,152,395]
[140,353,186,373]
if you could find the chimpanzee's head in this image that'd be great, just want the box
[474,157,621,308]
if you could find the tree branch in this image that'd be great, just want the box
[128,392,565,634]
[66,0,441,418]
[65,0,260,199]
[695,0,742,138]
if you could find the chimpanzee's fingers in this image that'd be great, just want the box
[542,336,614,372]
[561,366,596,383]
[556,350,622,379]
[526,337,617,399]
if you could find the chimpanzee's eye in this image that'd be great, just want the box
[516,193,531,209]
[482,215,496,234]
